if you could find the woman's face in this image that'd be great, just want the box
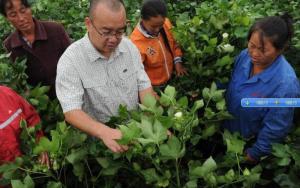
[247,31,281,67]
[142,15,165,36]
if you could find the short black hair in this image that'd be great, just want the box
[141,0,167,20]
[247,13,294,51]
[0,0,31,16]
[89,0,124,19]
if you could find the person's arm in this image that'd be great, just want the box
[246,107,294,161]
[164,18,187,76]
[246,81,300,161]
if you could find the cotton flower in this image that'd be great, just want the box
[222,33,229,39]
[222,44,234,53]
[174,112,183,118]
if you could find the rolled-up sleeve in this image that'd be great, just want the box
[56,54,84,113]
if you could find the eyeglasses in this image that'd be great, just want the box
[90,19,126,39]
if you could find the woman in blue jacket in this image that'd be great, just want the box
[224,14,300,162]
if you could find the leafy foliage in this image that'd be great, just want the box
[0,0,299,187]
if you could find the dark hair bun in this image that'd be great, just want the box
[280,13,294,40]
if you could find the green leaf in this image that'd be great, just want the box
[58,121,67,133]
[11,180,24,188]
[210,15,228,29]
[20,119,27,129]
[272,143,290,158]
[191,100,204,113]
[0,162,19,174]
[224,169,235,182]
[202,88,210,100]
[216,99,226,110]
[73,162,85,181]
[202,125,217,139]
[142,93,157,108]
[159,93,171,106]
[157,116,173,129]
[190,134,201,145]
[137,117,167,145]
[47,182,62,188]
[190,156,217,178]
[185,180,198,188]
[204,107,215,119]
[177,96,188,108]
[211,90,224,102]
[276,157,291,166]
[118,121,141,145]
[159,136,185,159]
[223,130,245,154]
[234,26,248,38]
[164,85,176,100]
[216,55,232,67]
[23,175,34,188]
[141,168,160,184]
[96,158,110,168]
[96,158,122,176]
[274,174,299,188]
[33,137,52,154]
[66,148,88,164]
[11,175,34,188]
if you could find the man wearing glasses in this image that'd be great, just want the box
[56,0,153,153]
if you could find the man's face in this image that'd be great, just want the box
[85,3,127,57]
[5,0,34,33]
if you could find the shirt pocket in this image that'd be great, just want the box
[115,64,138,95]
[81,74,110,106]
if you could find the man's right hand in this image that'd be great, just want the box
[98,126,128,153]
[64,110,129,154]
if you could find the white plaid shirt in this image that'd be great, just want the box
[56,34,151,123]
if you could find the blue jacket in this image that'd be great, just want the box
[224,49,300,160]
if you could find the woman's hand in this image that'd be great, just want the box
[175,62,188,76]
[38,151,50,168]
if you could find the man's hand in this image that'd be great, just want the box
[65,110,129,154]
[175,62,188,76]
[98,126,128,153]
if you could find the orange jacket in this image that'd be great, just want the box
[130,18,183,86]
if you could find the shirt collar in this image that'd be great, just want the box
[83,33,127,63]
[243,49,283,83]
[137,21,158,39]
[10,18,47,49]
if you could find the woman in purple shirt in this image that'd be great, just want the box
[224,14,300,162]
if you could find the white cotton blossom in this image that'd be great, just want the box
[174,112,183,118]
[222,33,229,39]
[222,44,234,53]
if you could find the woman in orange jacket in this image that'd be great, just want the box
[130,0,187,87]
